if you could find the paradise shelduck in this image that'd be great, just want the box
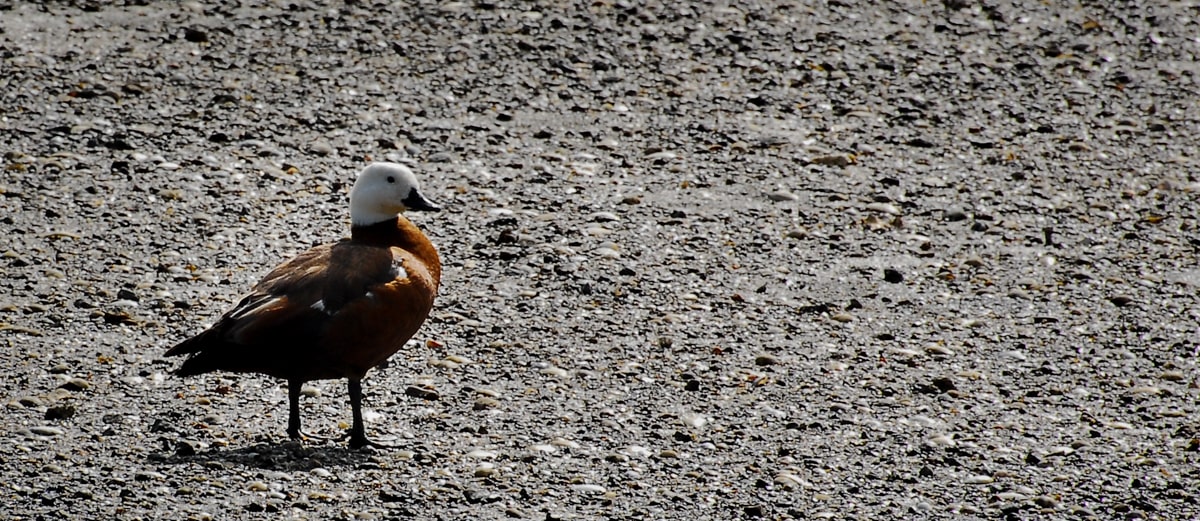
[166,162,441,449]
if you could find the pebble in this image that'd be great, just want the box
[1033,495,1060,509]
[774,473,805,489]
[29,426,64,437]
[945,207,969,221]
[754,354,781,366]
[594,246,621,259]
[309,141,335,155]
[540,366,570,378]
[768,190,799,202]
[785,228,808,239]
[44,404,76,420]
[571,484,606,494]
[963,475,994,484]
[550,437,580,449]
[865,202,900,215]
[466,449,498,459]
[679,413,707,429]
[926,434,955,447]
[1161,370,1185,381]
[830,313,854,323]
[810,154,853,167]
[473,397,500,410]
[925,344,955,356]
[404,385,440,400]
[644,150,677,161]
[301,386,321,397]
[60,377,91,391]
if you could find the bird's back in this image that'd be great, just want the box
[167,217,440,382]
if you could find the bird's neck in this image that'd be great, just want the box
[351,217,441,283]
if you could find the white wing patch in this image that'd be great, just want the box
[310,299,329,314]
[389,257,408,280]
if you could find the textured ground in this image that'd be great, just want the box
[2,1,1199,519]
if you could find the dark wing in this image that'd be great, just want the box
[165,240,399,377]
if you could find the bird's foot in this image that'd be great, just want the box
[288,429,340,444]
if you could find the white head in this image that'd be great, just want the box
[349,162,440,226]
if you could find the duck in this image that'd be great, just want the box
[166,162,441,449]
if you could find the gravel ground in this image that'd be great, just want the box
[3,1,1200,519]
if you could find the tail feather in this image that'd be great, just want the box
[166,327,227,376]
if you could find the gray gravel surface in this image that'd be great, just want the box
[3,1,1200,519]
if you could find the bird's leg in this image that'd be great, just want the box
[286,378,303,440]
[286,379,334,443]
[348,378,396,449]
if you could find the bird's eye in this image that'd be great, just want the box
[386,176,395,183]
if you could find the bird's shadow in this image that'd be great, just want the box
[152,440,378,471]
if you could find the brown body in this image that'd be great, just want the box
[167,216,440,384]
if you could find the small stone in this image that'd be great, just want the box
[571,484,606,494]
[680,413,707,429]
[931,377,956,392]
[1108,295,1134,308]
[551,437,581,449]
[1161,370,1185,381]
[44,404,76,420]
[176,440,198,457]
[773,473,804,489]
[473,397,500,410]
[945,208,968,221]
[183,28,208,43]
[830,313,854,323]
[309,141,335,155]
[1033,495,1060,509]
[466,449,498,459]
[404,385,439,400]
[964,475,994,484]
[29,426,65,437]
[60,378,90,391]
[620,195,641,205]
[925,344,955,356]
[883,268,903,283]
[768,190,799,202]
[810,154,853,167]
[865,202,900,215]
[754,354,781,366]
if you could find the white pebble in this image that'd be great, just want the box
[865,202,900,215]
[768,190,799,202]
[465,449,497,459]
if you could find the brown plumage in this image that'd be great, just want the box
[167,162,441,449]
